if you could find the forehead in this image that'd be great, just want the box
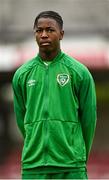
[37,17,60,28]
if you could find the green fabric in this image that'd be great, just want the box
[22,170,88,179]
[12,51,96,172]
[43,60,52,65]
[22,167,86,175]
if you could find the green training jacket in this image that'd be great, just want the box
[12,51,96,173]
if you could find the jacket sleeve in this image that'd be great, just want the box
[12,72,26,138]
[79,70,97,162]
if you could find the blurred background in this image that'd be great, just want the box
[0,0,109,179]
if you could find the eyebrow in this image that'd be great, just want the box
[36,26,55,30]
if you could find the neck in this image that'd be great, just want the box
[39,49,61,61]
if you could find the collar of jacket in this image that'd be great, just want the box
[37,51,64,65]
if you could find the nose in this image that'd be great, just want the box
[41,30,48,38]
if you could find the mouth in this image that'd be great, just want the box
[40,42,51,46]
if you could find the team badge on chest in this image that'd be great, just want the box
[57,74,69,86]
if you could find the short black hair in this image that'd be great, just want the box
[33,11,63,30]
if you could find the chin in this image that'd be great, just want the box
[40,47,52,53]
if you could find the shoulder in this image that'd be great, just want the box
[12,56,38,86]
[62,52,93,80]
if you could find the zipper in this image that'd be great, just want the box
[43,63,49,165]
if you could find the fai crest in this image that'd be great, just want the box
[57,74,69,86]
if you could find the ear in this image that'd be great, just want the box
[33,31,37,42]
[33,29,37,34]
[59,30,64,40]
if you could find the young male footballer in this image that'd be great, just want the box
[12,11,97,179]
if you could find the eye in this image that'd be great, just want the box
[35,29,42,33]
[47,29,55,33]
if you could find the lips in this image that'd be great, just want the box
[40,41,51,46]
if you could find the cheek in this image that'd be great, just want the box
[53,34,60,42]
[56,33,62,41]
[52,39,60,49]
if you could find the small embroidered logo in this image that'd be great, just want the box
[57,74,69,86]
[27,80,36,86]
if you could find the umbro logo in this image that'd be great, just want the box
[27,80,36,86]
[57,74,69,86]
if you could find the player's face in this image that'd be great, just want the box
[34,18,64,54]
